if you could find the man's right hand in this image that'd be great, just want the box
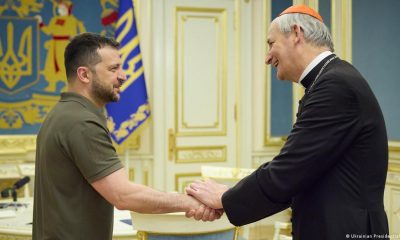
[186,179,229,209]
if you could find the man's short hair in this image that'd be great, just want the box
[64,32,120,81]
[273,13,334,52]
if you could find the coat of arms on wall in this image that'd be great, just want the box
[0,0,118,134]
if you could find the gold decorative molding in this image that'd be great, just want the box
[0,164,20,178]
[113,134,141,153]
[201,165,254,180]
[0,235,31,240]
[389,142,400,172]
[175,146,227,163]
[143,169,149,186]
[0,135,36,156]
[174,172,201,193]
[389,161,400,174]
[129,168,135,181]
[331,0,352,62]
[389,141,400,154]
[174,7,227,137]
[136,231,147,240]
[263,0,283,147]
[263,0,289,147]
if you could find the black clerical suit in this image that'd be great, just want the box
[222,55,389,240]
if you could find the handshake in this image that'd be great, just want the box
[183,179,229,222]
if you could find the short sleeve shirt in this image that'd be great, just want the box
[33,92,123,240]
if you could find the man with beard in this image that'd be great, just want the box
[33,33,221,240]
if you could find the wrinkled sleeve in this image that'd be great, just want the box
[65,120,123,183]
[222,165,290,226]
[222,76,361,226]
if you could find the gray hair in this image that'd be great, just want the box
[273,13,334,52]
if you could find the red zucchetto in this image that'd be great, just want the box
[279,5,323,22]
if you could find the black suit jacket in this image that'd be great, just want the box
[222,55,389,240]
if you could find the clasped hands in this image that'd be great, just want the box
[184,179,229,222]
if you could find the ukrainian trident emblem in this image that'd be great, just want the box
[1,1,117,133]
[0,20,37,94]
[0,0,55,132]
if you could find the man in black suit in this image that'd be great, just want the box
[186,5,389,240]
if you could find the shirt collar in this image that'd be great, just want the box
[60,92,105,120]
[298,51,333,85]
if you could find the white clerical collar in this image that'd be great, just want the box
[298,51,333,85]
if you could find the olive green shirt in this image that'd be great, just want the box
[33,92,123,240]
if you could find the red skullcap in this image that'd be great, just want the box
[279,5,323,22]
